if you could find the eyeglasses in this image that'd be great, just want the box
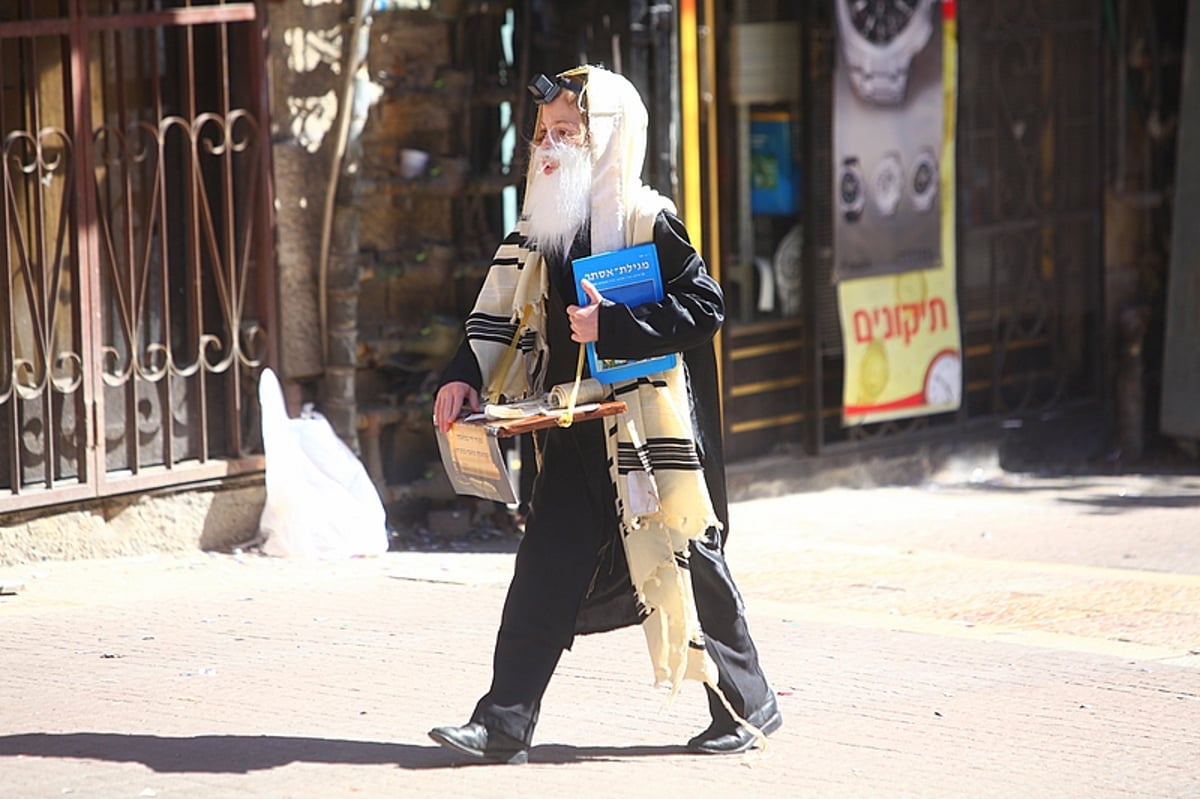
[527,73,584,104]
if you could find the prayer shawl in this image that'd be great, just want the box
[464,66,723,701]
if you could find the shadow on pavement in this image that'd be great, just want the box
[410,743,690,768]
[0,733,691,772]
[1055,493,1200,512]
[0,732,445,772]
[527,743,690,762]
[947,480,1200,510]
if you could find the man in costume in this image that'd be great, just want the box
[430,65,781,764]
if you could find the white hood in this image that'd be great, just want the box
[555,65,675,254]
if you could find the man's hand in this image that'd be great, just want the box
[434,381,480,433]
[567,279,604,343]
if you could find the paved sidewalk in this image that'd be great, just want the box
[2,472,1199,798]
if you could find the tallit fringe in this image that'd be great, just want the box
[705,678,769,760]
[641,595,768,761]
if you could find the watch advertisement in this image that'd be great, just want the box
[834,0,964,425]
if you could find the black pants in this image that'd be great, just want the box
[470,424,772,745]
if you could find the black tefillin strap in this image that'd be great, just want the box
[527,73,584,104]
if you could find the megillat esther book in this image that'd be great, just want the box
[571,242,678,384]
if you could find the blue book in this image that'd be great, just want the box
[572,242,678,385]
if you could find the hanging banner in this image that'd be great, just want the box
[833,0,962,425]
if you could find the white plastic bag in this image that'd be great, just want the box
[257,368,389,558]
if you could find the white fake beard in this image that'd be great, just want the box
[522,139,592,260]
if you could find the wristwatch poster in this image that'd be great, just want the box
[834,0,942,282]
[834,0,964,426]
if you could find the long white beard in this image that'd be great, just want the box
[522,140,592,261]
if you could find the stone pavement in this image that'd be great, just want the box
[2,470,1199,798]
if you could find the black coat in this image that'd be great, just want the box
[441,210,729,637]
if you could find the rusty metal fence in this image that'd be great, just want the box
[1,0,274,512]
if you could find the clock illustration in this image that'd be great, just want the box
[836,0,936,106]
[923,350,961,405]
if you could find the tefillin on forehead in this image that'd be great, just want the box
[527,73,584,104]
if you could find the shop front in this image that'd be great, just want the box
[697,0,1106,462]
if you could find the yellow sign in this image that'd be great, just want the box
[838,265,961,422]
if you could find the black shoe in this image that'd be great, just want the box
[687,697,783,755]
[428,722,529,765]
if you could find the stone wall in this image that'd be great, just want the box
[267,0,349,381]
[351,5,524,508]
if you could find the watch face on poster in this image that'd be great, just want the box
[910,147,939,212]
[923,351,962,405]
[871,152,904,217]
[837,0,936,106]
[839,157,866,222]
[847,0,924,44]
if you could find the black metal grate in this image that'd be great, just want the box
[956,0,1104,419]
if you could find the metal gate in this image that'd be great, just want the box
[1,0,274,512]
[955,0,1105,421]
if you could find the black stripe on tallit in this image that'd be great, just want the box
[465,313,518,345]
[501,230,530,247]
[612,376,669,396]
[491,232,531,267]
[616,438,702,473]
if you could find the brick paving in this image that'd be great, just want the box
[2,472,1199,798]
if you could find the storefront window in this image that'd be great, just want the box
[726,1,802,324]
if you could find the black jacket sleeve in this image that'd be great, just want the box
[594,211,724,361]
[438,336,483,391]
